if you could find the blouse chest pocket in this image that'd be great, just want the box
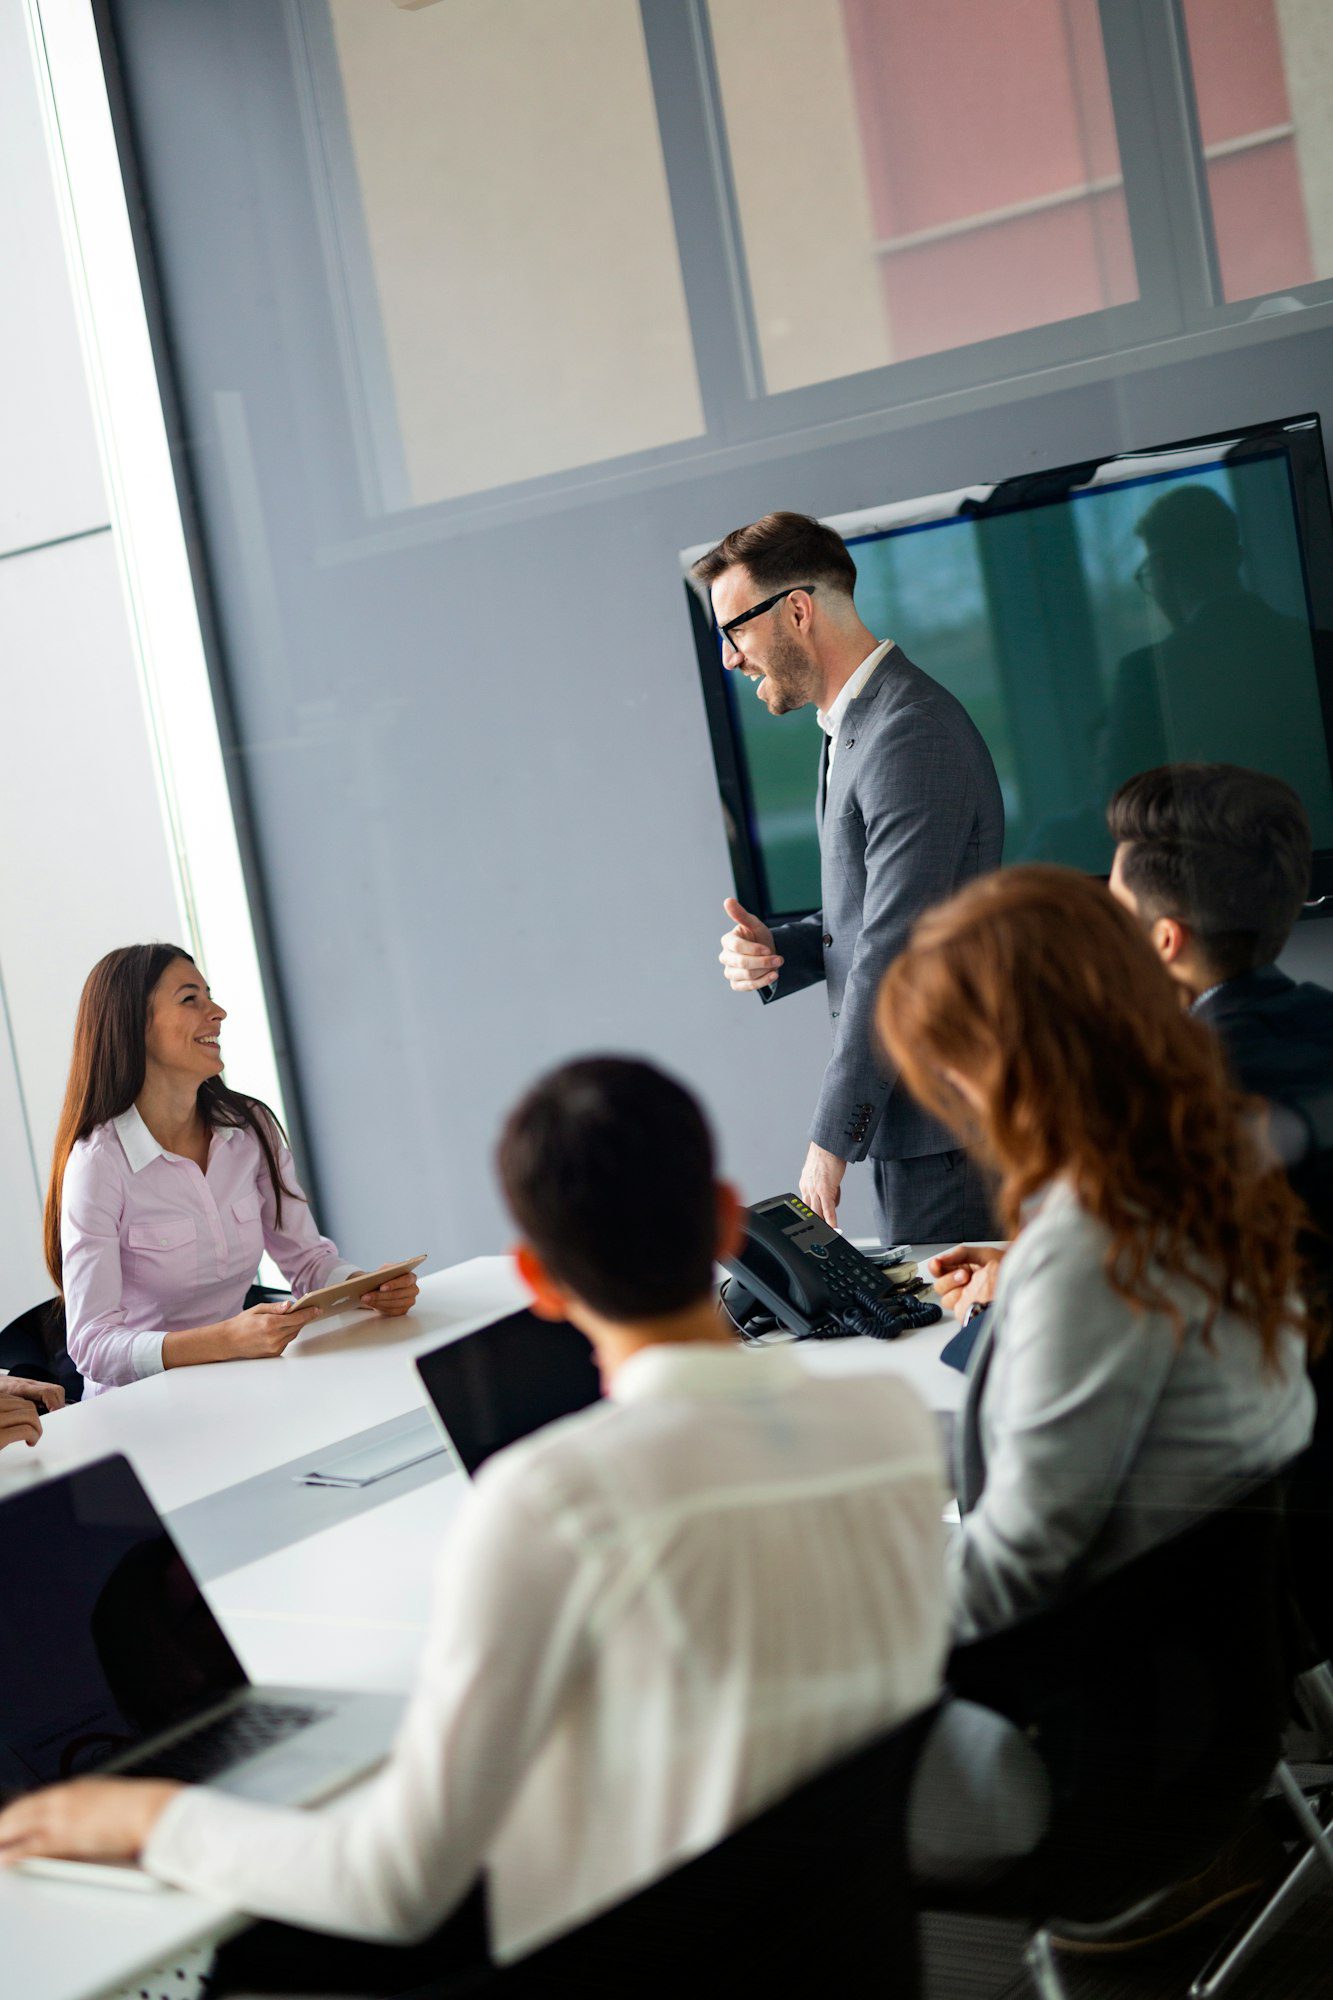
[126,1217,197,1254]
[228,1191,265,1278]
[123,1215,200,1303]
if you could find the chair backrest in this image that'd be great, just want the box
[949,1475,1291,1914]
[466,1701,940,1997]
[0,1299,81,1403]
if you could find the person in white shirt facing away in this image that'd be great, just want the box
[0,1056,948,1985]
[45,943,418,1394]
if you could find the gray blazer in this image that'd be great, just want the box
[951,1181,1315,1642]
[764,646,1003,1162]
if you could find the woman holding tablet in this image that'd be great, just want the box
[45,944,418,1394]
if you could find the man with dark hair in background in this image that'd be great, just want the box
[694,511,1004,1246]
[0,1055,950,1983]
[1105,762,1331,1120]
[1107,761,1333,1657]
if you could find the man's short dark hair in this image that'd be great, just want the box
[691,510,857,600]
[1107,763,1311,977]
[496,1057,718,1320]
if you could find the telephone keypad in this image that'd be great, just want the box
[731,1193,944,1344]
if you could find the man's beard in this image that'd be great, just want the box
[758,629,818,714]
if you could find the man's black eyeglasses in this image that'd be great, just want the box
[717,585,817,655]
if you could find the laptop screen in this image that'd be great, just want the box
[0,1453,245,1802]
[415,1309,602,1477]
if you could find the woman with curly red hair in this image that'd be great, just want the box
[877,865,1314,1644]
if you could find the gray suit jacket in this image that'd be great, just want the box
[764,646,1003,1162]
[951,1182,1314,1642]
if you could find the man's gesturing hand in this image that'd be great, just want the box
[719,898,783,993]
[800,1142,847,1228]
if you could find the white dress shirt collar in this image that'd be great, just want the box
[816,638,894,742]
[610,1340,805,1407]
[112,1102,234,1173]
[113,1105,164,1173]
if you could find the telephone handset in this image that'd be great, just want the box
[722,1193,942,1343]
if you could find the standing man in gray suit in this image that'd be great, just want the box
[695,512,1004,1244]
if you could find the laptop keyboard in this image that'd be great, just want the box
[122,1699,330,1783]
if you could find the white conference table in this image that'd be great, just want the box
[4,1254,967,2000]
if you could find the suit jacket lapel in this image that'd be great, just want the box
[822,650,896,825]
[817,648,897,838]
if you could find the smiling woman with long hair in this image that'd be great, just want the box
[46,944,418,1394]
[877,866,1314,1642]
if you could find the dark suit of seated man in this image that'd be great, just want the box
[1108,761,1333,1652]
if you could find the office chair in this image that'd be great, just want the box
[0,1297,81,1401]
[205,1700,941,2000]
[243,1282,291,1310]
[929,1473,1333,1998]
[1174,1433,1333,2000]
[0,1285,285,1407]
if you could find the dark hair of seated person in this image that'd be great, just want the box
[497,1056,717,1321]
[1107,762,1311,978]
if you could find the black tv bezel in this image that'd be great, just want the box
[687,412,1333,924]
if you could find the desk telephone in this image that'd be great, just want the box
[722,1193,943,1343]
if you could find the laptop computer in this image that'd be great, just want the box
[414,1307,602,1478]
[0,1452,402,1888]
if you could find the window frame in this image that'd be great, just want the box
[119,0,1333,552]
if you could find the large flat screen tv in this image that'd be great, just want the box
[684,413,1333,921]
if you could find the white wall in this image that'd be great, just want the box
[0,0,181,1324]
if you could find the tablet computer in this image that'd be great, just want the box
[297,1255,427,1320]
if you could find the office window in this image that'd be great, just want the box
[1181,0,1333,305]
[706,0,1137,395]
[326,0,704,504]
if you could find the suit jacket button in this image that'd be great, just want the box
[844,737,855,748]
[821,932,833,948]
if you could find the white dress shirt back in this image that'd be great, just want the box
[145,1342,948,1962]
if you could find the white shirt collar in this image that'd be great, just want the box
[817,639,893,740]
[610,1341,806,1407]
[113,1105,163,1173]
[1190,982,1227,1014]
[112,1102,233,1172]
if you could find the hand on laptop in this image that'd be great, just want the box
[356,1270,420,1317]
[0,1380,64,1450]
[0,1777,180,1865]
[928,1245,1004,1325]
